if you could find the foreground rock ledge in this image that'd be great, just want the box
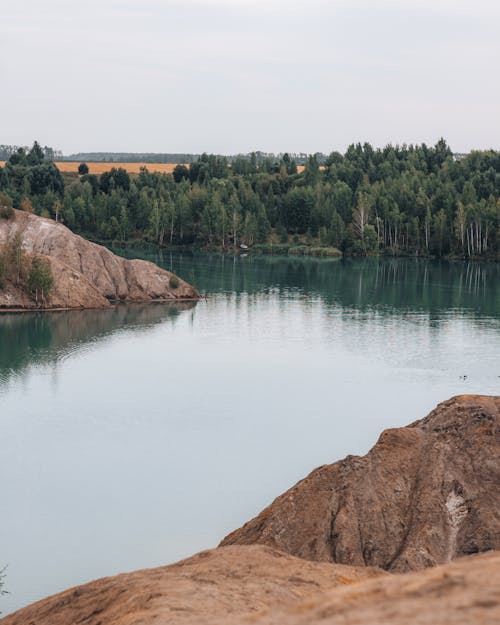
[0,545,385,625]
[3,396,499,625]
[222,395,500,572]
[3,550,500,625]
[246,551,500,625]
[0,210,199,309]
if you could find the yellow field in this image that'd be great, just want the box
[0,161,314,175]
[0,161,183,174]
[55,162,183,174]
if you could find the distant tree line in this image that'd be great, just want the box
[62,151,325,166]
[0,140,499,258]
[63,152,199,164]
[0,144,62,161]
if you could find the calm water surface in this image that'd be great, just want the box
[1,254,499,614]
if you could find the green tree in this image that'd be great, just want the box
[0,250,5,288]
[172,164,189,183]
[433,209,447,256]
[352,191,371,240]
[455,201,466,255]
[0,192,14,219]
[28,256,53,305]
[5,233,26,284]
[27,141,44,165]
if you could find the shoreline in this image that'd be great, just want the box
[102,239,500,262]
[0,297,201,314]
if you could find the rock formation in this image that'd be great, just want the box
[2,396,499,625]
[3,549,499,625]
[0,210,198,309]
[221,395,500,572]
[246,550,500,625]
[0,545,384,625]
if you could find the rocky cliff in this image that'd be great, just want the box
[2,396,499,625]
[0,210,198,309]
[221,395,500,572]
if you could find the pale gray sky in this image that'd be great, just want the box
[1,0,499,154]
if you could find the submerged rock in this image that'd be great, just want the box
[221,395,500,572]
[0,210,198,310]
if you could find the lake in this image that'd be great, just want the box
[1,253,499,615]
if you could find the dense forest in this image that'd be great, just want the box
[1,140,499,258]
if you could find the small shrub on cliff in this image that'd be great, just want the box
[28,256,53,305]
[169,275,179,289]
[20,196,34,213]
[0,565,8,614]
[0,253,5,289]
[3,234,27,285]
[0,192,14,220]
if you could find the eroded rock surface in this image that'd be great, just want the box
[221,395,500,572]
[0,211,198,309]
[2,397,499,625]
[0,545,384,625]
[250,550,500,625]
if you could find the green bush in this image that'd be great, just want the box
[277,224,288,244]
[28,256,53,304]
[169,275,179,289]
[0,192,14,219]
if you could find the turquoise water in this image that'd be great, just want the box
[1,254,499,614]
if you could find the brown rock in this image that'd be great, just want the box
[2,398,499,625]
[0,545,384,625]
[0,211,198,310]
[221,395,500,572]
[248,550,500,625]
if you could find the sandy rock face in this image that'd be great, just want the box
[2,397,499,625]
[250,550,500,625]
[3,548,500,625]
[0,254,111,309]
[0,211,198,309]
[0,545,384,625]
[221,395,500,572]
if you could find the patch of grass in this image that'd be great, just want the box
[289,245,341,257]
[252,243,291,255]
[252,243,341,257]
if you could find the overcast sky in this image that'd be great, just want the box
[1,0,499,154]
